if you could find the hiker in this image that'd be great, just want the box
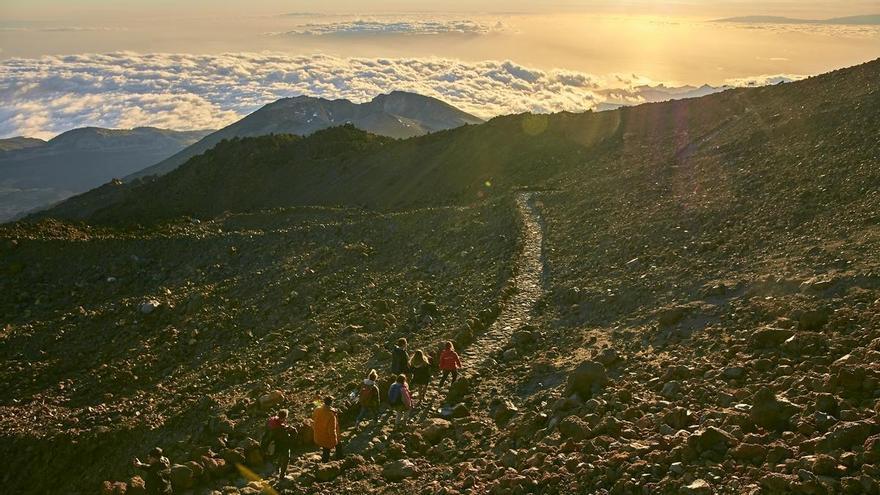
[410,350,433,407]
[390,337,411,379]
[355,369,381,426]
[312,396,342,463]
[261,409,298,479]
[388,374,413,427]
[438,341,462,389]
[132,447,172,495]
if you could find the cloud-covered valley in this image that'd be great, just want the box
[0,52,802,139]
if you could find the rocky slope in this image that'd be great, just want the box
[126,92,484,181]
[2,58,879,494]
[0,127,212,222]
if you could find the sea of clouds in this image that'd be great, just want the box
[0,52,802,139]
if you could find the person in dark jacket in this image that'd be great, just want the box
[133,447,172,495]
[390,338,411,378]
[261,409,297,479]
[410,350,433,407]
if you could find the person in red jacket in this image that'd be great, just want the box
[438,341,462,389]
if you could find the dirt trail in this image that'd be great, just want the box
[457,192,545,373]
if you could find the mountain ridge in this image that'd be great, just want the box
[125,91,484,181]
[0,126,212,222]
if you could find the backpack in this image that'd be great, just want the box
[360,383,379,405]
[388,383,402,405]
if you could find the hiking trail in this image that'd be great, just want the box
[458,191,545,376]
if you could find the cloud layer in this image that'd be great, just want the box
[277,19,505,36]
[0,52,802,139]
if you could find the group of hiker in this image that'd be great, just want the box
[264,338,464,478]
[133,338,465,492]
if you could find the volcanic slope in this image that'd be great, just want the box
[3,58,880,494]
[0,201,518,494]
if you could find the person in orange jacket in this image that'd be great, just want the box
[312,396,342,463]
[438,341,462,389]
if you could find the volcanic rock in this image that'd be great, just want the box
[564,360,608,398]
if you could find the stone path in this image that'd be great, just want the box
[458,192,545,370]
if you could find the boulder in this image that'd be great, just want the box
[815,421,874,452]
[511,329,536,347]
[750,387,802,431]
[258,390,285,410]
[382,459,417,481]
[730,443,768,464]
[722,367,746,380]
[127,477,146,495]
[138,300,161,315]
[219,448,246,466]
[663,407,695,430]
[657,306,690,326]
[750,327,795,349]
[798,309,829,331]
[564,360,608,398]
[288,347,308,362]
[491,400,518,425]
[558,415,591,441]
[595,348,622,367]
[315,462,341,482]
[687,426,736,454]
[661,380,683,400]
[421,418,452,444]
[447,377,471,403]
[781,332,828,356]
[451,403,470,418]
[502,348,518,362]
[170,464,194,490]
[101,481,128,495]
[681,479,713,495]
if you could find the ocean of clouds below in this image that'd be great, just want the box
[0,52,802,140]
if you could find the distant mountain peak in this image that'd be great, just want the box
[126,91,483,180]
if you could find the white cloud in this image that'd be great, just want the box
[275,19,505,36]
[0,52,803,139]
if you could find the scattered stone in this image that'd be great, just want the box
[558,415,591,441]
[798,309,830,331]
[750,387,802,431]
[170,464,194,490]
[502,348,518,362]
[750,327,795,349]
[258,390,285,410]
[382,459,417,481]
[490,400,518,425]
[661,380,683,400]
[564,360,609,398]
[315,462,342,482]
[421,418,452,444]
[138,300,161,314]
[681,479,713,494]
[595,348,622,367]
[687,426,736,455]
[663,407,695,430]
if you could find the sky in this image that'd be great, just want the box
[0,1,878,139]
